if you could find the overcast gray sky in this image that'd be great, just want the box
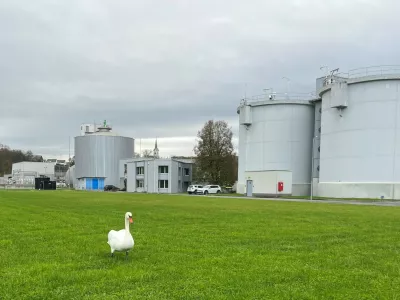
[0,0,398,159]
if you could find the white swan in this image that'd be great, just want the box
[107,212,135,258]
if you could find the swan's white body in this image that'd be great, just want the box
[107,212,134,257]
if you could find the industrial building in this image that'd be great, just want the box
[122,157,193,193]
[237,65,400,199]
[11,161,57,186]
[80,123,102,136]
[74,121,134,191]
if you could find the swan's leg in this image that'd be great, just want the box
[110,249,114,257]
[125,251,129,260]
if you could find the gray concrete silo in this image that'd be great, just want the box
[318,66,400,199]
[237,94,315,196]
[74,124,134,190]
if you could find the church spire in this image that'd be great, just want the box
[153,138,159,158]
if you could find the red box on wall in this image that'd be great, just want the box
[278,181,284,192]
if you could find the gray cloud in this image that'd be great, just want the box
[1,0,399,159]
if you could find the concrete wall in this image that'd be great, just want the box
[244,170,292,197]
[127,163,136,192]
[171,161,178,194]
[317,182,400,199]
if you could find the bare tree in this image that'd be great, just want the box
[142,149,153,158]
[193,120,237,186]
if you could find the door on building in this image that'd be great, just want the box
[86,178,92,190]
[246,180,253,197]
[92,178,99,190]
[99,178,105,190]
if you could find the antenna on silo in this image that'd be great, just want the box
[282,77,290,99]
[330,68,339,76]
[320,66,329,77]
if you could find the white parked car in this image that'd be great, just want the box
[187,185,203,194]
[196,185,222,195]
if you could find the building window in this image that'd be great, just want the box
[136,167,144,175]
[159,166,168,174]
[136,180,144,188]
[159,180,169,189]
[178,166,181,173]
[124,164,127,175]
[184,168,189,176]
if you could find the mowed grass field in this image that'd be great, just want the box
[1,191,400,299]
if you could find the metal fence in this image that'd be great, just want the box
[241,92,316,104]
[1,184,72,190]
[348,65,400,78]
[322,65,400,87]
[1,184,35,190]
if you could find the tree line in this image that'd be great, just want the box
[0,145,43,176]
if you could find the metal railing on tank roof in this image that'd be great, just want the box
[322,65,400,87]
[347,65,400,78]
[240,92,315,104]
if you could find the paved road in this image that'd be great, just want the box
[173,194,400,207]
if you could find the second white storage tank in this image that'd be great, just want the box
[237,99,315,196]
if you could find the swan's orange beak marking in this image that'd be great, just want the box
[129,218,133,223]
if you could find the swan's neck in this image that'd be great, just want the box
[125,218,130,233]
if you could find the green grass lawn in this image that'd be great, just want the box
[1,190,400,299]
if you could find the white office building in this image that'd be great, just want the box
[121,158,193,193]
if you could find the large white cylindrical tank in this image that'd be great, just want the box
[237,100,315,196]
[318,74,400,199]
[74,128,134,188]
